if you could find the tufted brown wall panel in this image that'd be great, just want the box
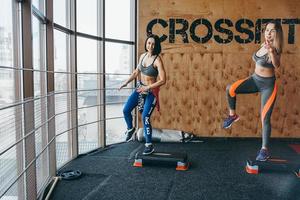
[138,0,300,137]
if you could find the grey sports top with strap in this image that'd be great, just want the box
[138,54,159,77]
[252,48,274,69]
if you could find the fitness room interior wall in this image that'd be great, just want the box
[138,0,300,138]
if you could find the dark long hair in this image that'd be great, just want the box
[144,34,161,55]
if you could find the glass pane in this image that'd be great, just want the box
[54,0,70,28]
[32,0,45,15]
[78,124,99,154]
[55,112,69,134]
[0,69,15,106]
[106,103,123,119]
[77,36,100,153]
[1,172,25,200]
[0,0,13,67]
[78,115,99,154]
[77,0,99,36]
[105,42,134,145]
[105,74,132,104]
[56,133,70,168]
[32,16,47,129]
[105,0,132,40]
[106,118,127,145]
[54,30,70,91]
[105,74,132,145]
[77,89,100,154]
[32,16,43,95]
[77,37,98,72]
[105,42,133,74]
[0,145,23,199]
[36,150,49,192]
[32,15,48,195]
[54,30,71,167]
[0,107,21,153]
[0,0,14,106]
[0,1,24,199]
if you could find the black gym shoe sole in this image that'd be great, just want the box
[126,134,135,142]
[256,155,270,162]
[143,148,154,155]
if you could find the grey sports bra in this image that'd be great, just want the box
[252,50,274,69]
[138,54,159,77]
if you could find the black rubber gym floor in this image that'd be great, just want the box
[50,138,300,200]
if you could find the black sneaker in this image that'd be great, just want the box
[125,127,135,142]
[143,144,154,155]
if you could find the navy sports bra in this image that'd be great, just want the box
[252,50,274,69]
[138,54,159,77]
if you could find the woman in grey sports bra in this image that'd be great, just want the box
[119,34,166,155]
[223,20,284,161]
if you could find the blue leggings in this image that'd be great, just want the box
[123,90,156,143]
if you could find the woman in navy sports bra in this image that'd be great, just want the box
[119,34,166,155]
[223,20,284,161]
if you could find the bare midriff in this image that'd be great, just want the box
[255,65,275,77]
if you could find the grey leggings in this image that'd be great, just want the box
[226,73,277,148]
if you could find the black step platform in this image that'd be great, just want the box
[246,157,300,177]
[133,151,189,171]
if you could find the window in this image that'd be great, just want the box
[0,0,24,199]
[104,0,135,144]
[77,36,100,153]
[32,0,45,15]
[77,0,99,36]
[105,42,134,144]
[32,14,49,193]
[53,0,70,28]
[0,0,136,198]
[54,30,71,167]
[105,0,133,41]
[0,0,14,105]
